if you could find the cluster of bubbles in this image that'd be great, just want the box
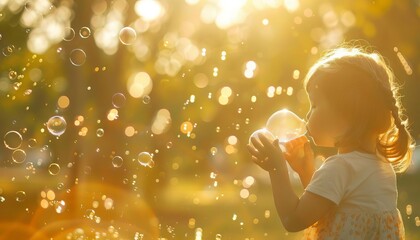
[62,24,139,65]
[3,132,29,170]
[62,27,90,66]
[39,189,66,213]
[4,129,63,177]
[64,226,133,239]
[111,152,155,169]
[138,152,154,168]
[59,26,93,66]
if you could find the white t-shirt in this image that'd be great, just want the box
[306,151,397,213]
[303,151,404,239]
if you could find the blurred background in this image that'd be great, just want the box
[0,0,419,239]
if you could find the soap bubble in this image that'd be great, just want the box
[69,48,87,66]
[79,27,91,38]
[12,149,26,163]
[8,70,17,80]
[4,131,23,149]
[28,138,37,148]
[266,109,306,143]
[96,128,104,137]
[112,93,126,108]
[112,156,123,168]
[48,163,61,175]
[142,95,151,104]
[2,45,14,56]
[15,191,26,202]
[63,27,75,41]
[119,27,137,45]
[85,209,95,219]
[248,128,276,148]
[47,116,67,136]
[138,152,154,167]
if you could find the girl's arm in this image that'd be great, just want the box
[268,168,335,231]
[283,137,315,188]
[248,134,335,232]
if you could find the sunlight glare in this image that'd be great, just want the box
[284,0,300,12]
[185,0,200,4]
[135,0,164,22]
[251,0,281,9]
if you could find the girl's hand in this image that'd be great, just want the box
[247,133,287,173]
[283,136,315,180]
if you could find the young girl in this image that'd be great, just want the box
[248,46,414,239]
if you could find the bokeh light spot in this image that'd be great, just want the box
[180,121,193,134]
[135,0,164,22]
[125,126,136,137]
[127,72,153,98]
[57,95,70,109]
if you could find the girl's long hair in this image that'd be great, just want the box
[304,46,414,173]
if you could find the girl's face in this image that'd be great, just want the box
[306,83,350,147]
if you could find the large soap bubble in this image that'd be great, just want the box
[266,109,306,143]
[47,116,67,136]
[248,128,276,148]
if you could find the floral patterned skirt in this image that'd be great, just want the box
[302,209,405,240]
